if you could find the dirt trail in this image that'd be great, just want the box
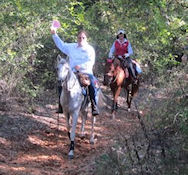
[0,83,145,175]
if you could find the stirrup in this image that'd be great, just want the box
[92,109,99,116]
[92,106,99,116]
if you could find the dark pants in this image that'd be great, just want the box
[123,57,136,78]
[88,74,99,105]
[87,74,99,115]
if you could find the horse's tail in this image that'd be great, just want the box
[97,89,109,112]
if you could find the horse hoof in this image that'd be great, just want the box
[128,108,131,112]
[68,150,74,159]
[80,134,85,139]
[112,113,116,120]
[90,138,95,144]
[68,155,74,159]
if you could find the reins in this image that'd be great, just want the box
[59,63,77,91]
[67,70,77,91]
[106,60,123,85]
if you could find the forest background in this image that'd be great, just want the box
[0,0,187,174]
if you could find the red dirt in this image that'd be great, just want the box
[0,84,142,175]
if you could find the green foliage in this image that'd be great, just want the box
[94,64,188,175]
[0,0,91,99]
[1,0,187,99]
[144,64,188,174]
[84,0,187,74]
[0,0,187,173]
[95,149,128,175]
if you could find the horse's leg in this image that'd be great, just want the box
[128,83,139,111]
[114,86,121,110]
[68,111,79,159]
[65,113,71,139]
[128,95,133,112]
[112,100,117,112]
[126,88,131,112]
[129,84,136,110]
[90,115,96,144]
[127,83,137,112]
[111,87,119,111]
[80,110,87,138]
[112,86,122,119]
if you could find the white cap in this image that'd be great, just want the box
[117,29,125,35]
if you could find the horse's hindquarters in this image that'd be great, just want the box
[103,75,112,86]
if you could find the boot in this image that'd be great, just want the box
[128,67,137,84]
[56,102,63,113]
[91,99,99,116]
[88,80,99,116]
[92,105,99,116]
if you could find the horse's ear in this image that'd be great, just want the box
[57,55,67,65]
[57,54,62,63]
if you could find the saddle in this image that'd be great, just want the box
[77,73,91,87]
[113,57,129,78]
[76,73,91,109]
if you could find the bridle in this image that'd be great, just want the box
[58,62,77,90]
[105,60,120,84]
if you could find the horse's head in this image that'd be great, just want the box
[103,58,115,86]
[56,55,70,81]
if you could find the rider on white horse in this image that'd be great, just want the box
[51,28,99,116]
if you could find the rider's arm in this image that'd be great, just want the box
[108,42,115,58]
[52,34,70,55]
[125,41,133,58]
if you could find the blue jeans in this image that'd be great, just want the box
[88,74,99,105]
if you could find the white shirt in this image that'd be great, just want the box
[52,34,95,74]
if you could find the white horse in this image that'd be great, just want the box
[56,55,99,159]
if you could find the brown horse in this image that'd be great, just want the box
[103,57,139,118]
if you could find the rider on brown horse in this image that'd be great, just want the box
[108,29,139,83]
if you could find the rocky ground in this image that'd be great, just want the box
[0,80,172,175]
